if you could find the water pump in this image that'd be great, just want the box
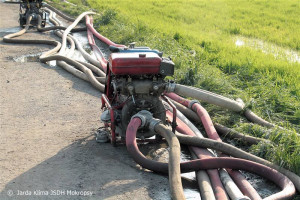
[19,0,46,27]
[100,47,175,144]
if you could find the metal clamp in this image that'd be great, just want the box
[131,110,153,128]
[165,81,176,93]
[188,100,200,109]
[149,118,161,132]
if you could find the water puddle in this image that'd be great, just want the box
[72,32,90,50]
[139,142,200,199]
[72,32,110,60]
[180,148,200,199]
[241,171,280,199]
[234,36,300,63]
[13,53,41,63]
[12,53,56,66]
[2,0,20,3]
[0,27,21,33]
[0,27,22,37]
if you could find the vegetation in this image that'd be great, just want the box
[47,0,300,177]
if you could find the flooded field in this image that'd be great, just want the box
[234,36,300,63]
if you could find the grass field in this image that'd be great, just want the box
[49,0,300,176]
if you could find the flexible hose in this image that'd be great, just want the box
[173,84,245,112]
[171,99,200,123]
[163,100,217,200]
[192,103,262,199]
[85,15,126,48]
[37,9,86,33]
[155,123,186,200]
[86,15,108,72]
[3,16,61,60]
[127,118,185,200]
[175,132,300,194]
[171,99,268,145]
[4,3,298,199]
[214,123,268,145]
[164,104,226,200]
[42,55,105,91]
[126,118,296,200]
[166,110,234,200]
[190,151,216,200]
[76,60,106,77]
[43,3,76,21]
[72,31,106,71]
[243,109,300,137]
[4,9,105,92]
[170,85,290,132]
[68,32,106,76]
[166,92,261,199]
[47,9,105,92]
[59,11,95,55]
[219,169,250,200]
[244,109,274,128]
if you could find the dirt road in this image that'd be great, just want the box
[0,2,170,199]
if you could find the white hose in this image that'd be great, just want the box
[174,84,245,112]
[59,11,95,55]
[219,169,250,200]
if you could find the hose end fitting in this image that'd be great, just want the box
[131,110,153,128]
[149,118,161,132]
[236,98,245,110]
[188,100,200,109]
[165,81,176,93]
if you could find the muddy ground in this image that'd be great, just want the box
[0,2,176,200]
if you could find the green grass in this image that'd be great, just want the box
[48,0,300,177]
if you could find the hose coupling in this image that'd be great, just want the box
[165,81,176,93]
[188,100,200,109]
[131,110,153,128]
[149,118,161,132]
[236,98,246,111]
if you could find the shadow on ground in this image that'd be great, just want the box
[0,134,173,200]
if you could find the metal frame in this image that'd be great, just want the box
[101,94,116,146]
[161,95,177,133]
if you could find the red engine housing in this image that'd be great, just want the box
[109,52,162,75]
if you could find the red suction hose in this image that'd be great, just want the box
[85,15,126,48]
[86,16,108,72]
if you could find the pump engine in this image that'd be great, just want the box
[101,47,174,144]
